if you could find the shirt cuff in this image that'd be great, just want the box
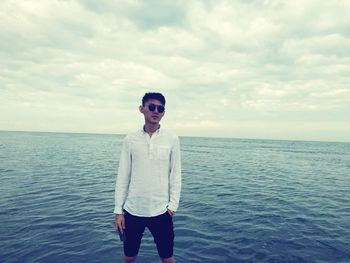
[167,203,178,212]
[114,207,123,214]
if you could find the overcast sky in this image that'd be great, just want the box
[1,0,349,142]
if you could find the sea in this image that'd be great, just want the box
[0,131,349,263]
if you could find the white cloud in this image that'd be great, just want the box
[0,0,349,141]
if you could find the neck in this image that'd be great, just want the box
[144,123,160,136]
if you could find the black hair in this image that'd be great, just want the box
[142,92,166,106]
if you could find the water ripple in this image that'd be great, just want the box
[1,132,350,262]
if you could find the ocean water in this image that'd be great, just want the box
[0,131,350,263]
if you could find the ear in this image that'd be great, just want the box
[139,105,144,114]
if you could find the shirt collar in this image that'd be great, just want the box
[140,125,162,135]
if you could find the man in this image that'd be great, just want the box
[114,92,182,263]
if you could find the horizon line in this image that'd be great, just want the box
[1,129,349,144]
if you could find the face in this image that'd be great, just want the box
[139,99,165,125]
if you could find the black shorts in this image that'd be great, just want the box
[123,210,174,258]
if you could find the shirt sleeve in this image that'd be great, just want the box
[114,136,132,214]
[167,136,182,212]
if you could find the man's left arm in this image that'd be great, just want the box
[168,136,182,214]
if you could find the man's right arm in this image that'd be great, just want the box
[114,137,132,215]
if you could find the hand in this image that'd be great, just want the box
[115,214,125,234]
[167,209,175,217]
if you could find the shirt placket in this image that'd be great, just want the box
[146,132,157,160]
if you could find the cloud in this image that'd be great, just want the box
[0,0,349,141]
[280,34,350,59]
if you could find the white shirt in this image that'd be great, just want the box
[114,127,182,217]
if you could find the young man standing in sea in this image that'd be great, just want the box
[114,92,182,263]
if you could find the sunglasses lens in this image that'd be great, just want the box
[157,105,165,113]
[148,104,156,111]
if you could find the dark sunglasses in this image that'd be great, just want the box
[148,103,165,113]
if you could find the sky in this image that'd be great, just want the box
[1,0,350,142]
